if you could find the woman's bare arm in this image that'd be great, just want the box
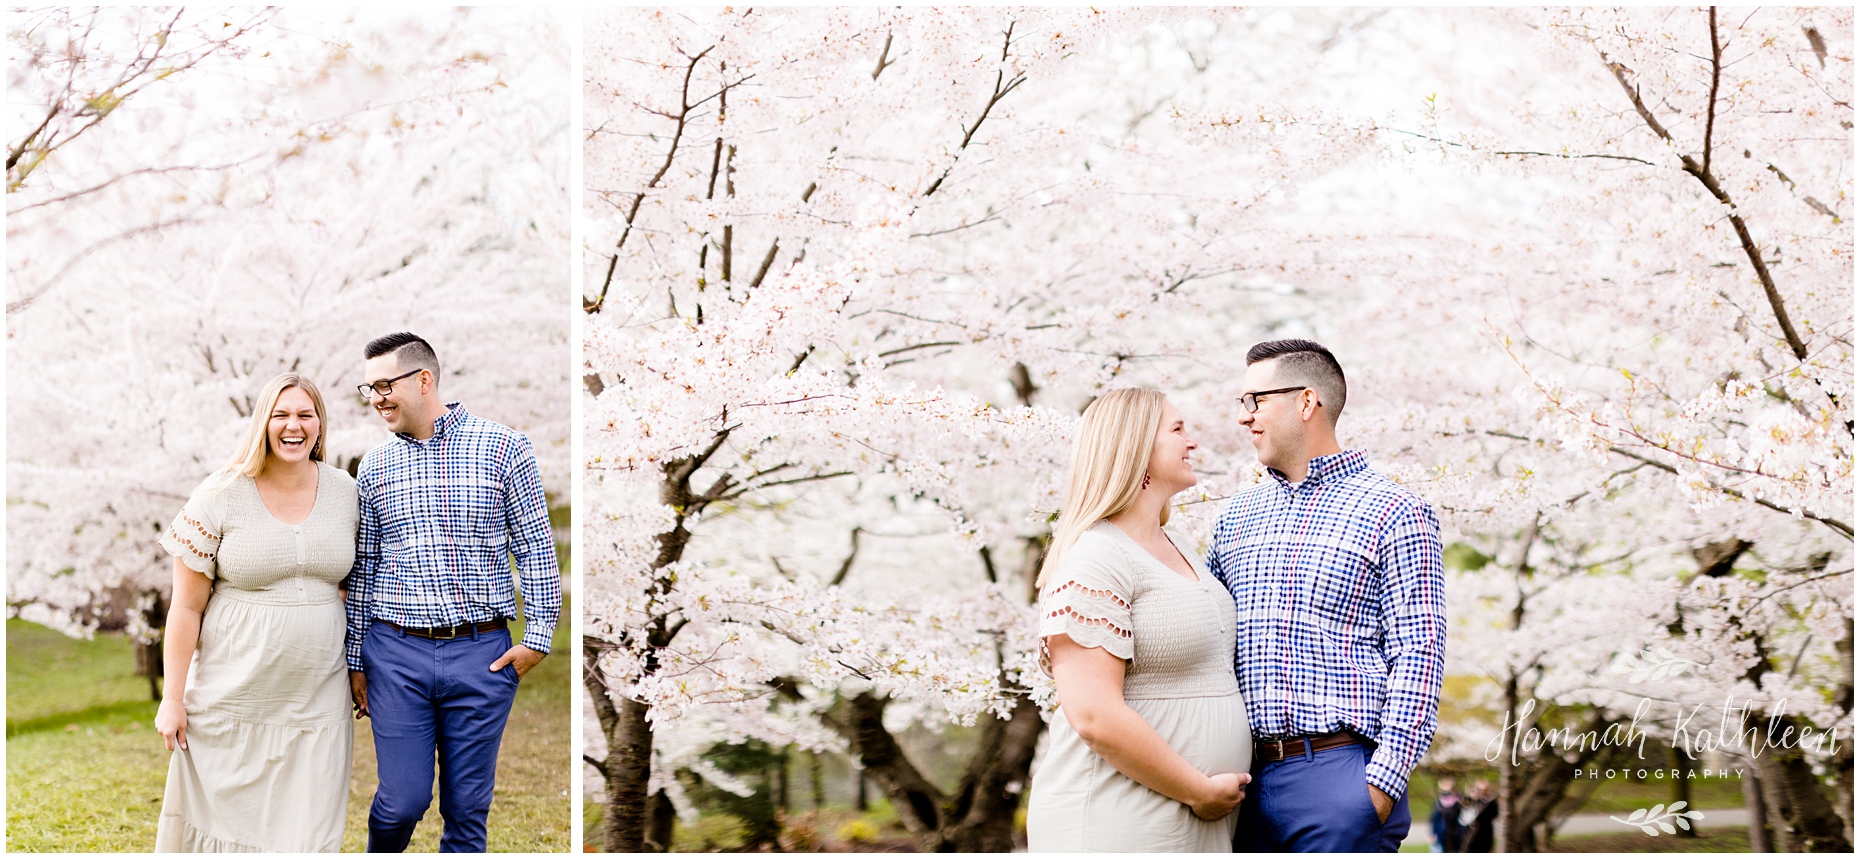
[155,557,212,751]
[1049,635,1247,819]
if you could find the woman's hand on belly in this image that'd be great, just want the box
[1191,772,1248,820]
[1050,633,1251,819]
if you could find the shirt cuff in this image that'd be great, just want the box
[520,623,555,654]
[1365,751,1412,799]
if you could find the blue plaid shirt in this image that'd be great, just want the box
[343,402,560,671]
[1206,449,1446,798]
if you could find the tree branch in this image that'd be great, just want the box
[1482,429,1853,539]
[872,32,895,80]
[923,24,1027,198]
[589,47,740,313]
[1603,40,1841,433]
[830,527,862,587]
[1701,8,1721,181]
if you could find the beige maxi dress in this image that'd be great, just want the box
[1026,520,1253,852]
[155,462,358,852]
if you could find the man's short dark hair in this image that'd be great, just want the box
[365,332,440,384]
[1246,338,1347,423]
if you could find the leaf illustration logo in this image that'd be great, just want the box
[1611,802,1705,836]
[1610,648,1695,683]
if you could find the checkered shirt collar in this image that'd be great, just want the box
[394,401,467,444]
[1265,448,1367,487]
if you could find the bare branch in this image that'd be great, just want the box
[748,239,779,288]
[589,47,754,313]
[1701,8,1721,181]
[8,215,199,315]
[1603,48,1817,377]
[922,27,1028,198]
[873,32,895,80]
[830,527,862,586]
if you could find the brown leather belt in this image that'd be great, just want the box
[381,618,507,640]
[1255,730,1371,763]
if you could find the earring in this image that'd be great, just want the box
[1141,472,1151,491]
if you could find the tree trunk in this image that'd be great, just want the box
[647,789,676,852]
[1502,712,1614,852]
[810,752,826,810]
[1496,678,1517,851]
[133,588,166,701]
[1749,712,1852,852]
[826,690,1046,851]
[600,695,657,852]
[1832,618,1855,848]
[1744,762,1773,852]
[1670,745,1697,838]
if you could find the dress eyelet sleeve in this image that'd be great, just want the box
[159,479,225,579]
[1037,547,1135,675]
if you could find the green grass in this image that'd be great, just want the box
[7,614,569,853]
[5,619,158,729]
[1549,827,1751,852]
[586,799,919,853]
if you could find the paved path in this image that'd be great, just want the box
[1402,807,1750,845]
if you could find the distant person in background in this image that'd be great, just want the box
[1456,779,1497,852]
[155,373,358,851]
[1429,777,1463,852]
[345,332,560,852]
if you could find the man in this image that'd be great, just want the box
[344,332,560,852]
[1207,339,1446,852]
[1457,780,1497,853]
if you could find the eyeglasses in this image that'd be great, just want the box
[357,369,422,401]
[1238,386,1318,413]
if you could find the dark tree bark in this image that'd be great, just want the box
[1499,711,1614,852]
[792,688,1044,852]
[587,436,733,851]
[647,790,677,852]
[597,695,656,852]
[1744,762,1774,852]
[1669,745,1697,839]
[1748,712,1852,852]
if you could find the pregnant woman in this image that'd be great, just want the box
[154,373,358,852]
[1026,387,1253,852]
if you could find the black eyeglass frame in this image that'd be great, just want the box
[357,368,424,401]
[1238,386,1319,413]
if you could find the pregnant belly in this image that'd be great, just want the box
[1130,692,1253,775]
[190,597,348,720]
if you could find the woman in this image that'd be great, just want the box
[154,373,358,852]
[1026,388,1253,852]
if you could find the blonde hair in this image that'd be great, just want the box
[1035,387,1169,590]
[205,373,328,493]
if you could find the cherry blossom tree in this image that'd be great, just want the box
[577,7,1400,850]
[6,8,571,639]
[1391,8,1853,850]
[581,6,1851,852]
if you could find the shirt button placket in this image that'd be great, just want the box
[294,524,307,599]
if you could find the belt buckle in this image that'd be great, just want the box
[433,623,462,640]
[1272,738,1287,760]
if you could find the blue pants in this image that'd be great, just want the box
[1235,743,1412,852]
[362,620,520,853]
